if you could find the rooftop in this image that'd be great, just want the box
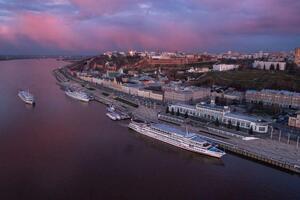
[225,113,267,124]
[247,89,300,96]
[196,103,229,113]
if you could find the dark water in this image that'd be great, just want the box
[0,59,299,200]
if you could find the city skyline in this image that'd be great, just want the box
[0,0,300,55]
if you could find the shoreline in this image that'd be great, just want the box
[52,65,300,175]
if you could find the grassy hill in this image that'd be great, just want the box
[193,69,300,92]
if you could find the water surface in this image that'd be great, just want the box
[0,59,299,200]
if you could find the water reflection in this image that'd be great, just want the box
[0,59,299,200]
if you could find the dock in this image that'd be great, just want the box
[53,67,300,174]
[158,113,300,174]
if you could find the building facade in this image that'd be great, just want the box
[78,75,163,101]
[168,102,269,133]
[295,48,300,67]
[163,86,211,103]
[253,61,286,71]
[246,89,300,109]
[288,112,300,129]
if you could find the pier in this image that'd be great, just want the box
[158,113,300,174]
[53,67,300,174]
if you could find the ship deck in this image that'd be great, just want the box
[151,123,208,144]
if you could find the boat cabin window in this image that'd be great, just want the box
[203,143,210,147]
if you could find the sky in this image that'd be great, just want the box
[0,0,300,55]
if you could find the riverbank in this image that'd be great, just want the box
[53,66,300,174]
[1,58,299,200]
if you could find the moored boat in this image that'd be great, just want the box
[65,90,90,102]
[18,90,35,105]
[106,112,119,120]
[128,120,225,158]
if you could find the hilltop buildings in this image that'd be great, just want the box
[187,67,210,73]
[253,61,286,71]
[213,64,239,71]
[295,48,300,67]
[146,54,205,65]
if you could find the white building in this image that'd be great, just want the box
[187,67,210,73]
[213,64,239,71]
[253,61,286,71]
[168,102,269,133]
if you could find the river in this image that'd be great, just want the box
[0,59,299,200]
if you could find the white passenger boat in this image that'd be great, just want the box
[18,90,35,105]
[65,90,90,102]
[128,120,225,158]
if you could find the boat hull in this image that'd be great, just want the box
[18,93,35,105]
[128,123,225,158]
[106,113,118,120]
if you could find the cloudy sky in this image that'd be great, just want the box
[0,0,299,55]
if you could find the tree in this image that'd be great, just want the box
[270,64,275,71]
[257,64,261,69]
[166,107,169,114]
[249,127,253,135]
[276,63,280,71]
[227,120,232,129]
[170,108,174,115]
[236,122,240,131]
[215,118,220,127]
[176,110,180,116]
[184,111,188,118]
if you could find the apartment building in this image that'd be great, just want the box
[253,61,286,71]
[163,86,211,103]
[288,112,300,129]
[246,89,300,108]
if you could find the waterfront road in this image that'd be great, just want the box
[54,67,300,173]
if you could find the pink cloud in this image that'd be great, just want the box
[0,12,89,52]
[0,10,216,53]
[17,13,77,49]
[0,0,299,53]
[86,21,216,51]
[70,0,137,16]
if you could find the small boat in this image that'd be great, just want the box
[106,112,119,120]
[18,90,35,105]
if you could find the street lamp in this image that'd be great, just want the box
[270,126,273,139]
